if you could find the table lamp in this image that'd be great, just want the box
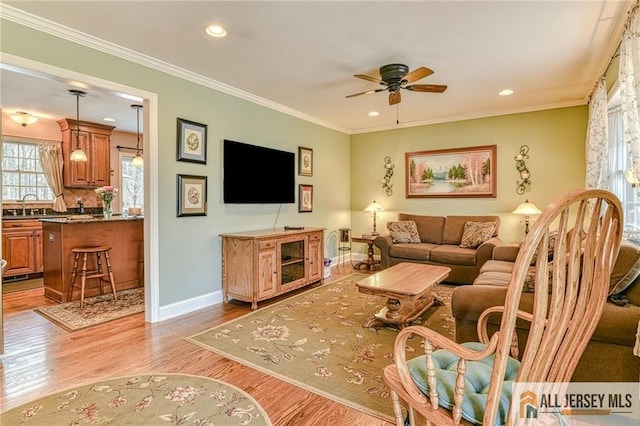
[364,200,384,236]
[512,199,542,235]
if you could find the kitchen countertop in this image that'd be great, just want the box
[3,214,143,223]
[39,215,143,224]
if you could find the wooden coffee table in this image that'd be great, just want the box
[356,262,451,329]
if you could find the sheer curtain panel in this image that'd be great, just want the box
[586,77,609,189]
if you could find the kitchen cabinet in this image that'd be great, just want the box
[221,227,324,310]
[41,216,143,303]
[2,219,43,277]
[58,119,114,187]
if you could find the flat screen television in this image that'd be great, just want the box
[223,139,295,204]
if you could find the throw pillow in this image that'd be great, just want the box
[459,221,496,248]
[387,220,421,243]
[608,239,640,296]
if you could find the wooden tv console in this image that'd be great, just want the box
[221,227,324,310]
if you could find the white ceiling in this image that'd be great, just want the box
[0,1,634,134]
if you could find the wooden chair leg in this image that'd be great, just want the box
[104,250,118,301]
[95,251,105,296]
[69,253,80,303]
[79,253,88,308]
[390,390,405,426]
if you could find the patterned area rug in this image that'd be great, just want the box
[34,287,145,331]
[187,273,455,422]
[0,373,271,425]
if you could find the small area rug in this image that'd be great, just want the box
[187,273,455,422]
[34,287,144,332]
[1,373,271,425]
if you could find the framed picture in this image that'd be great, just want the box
[406,145,497,198]
[299,184,313,212]
[298,146,313,176]
[177,118,207,164]
[177,174,207,216]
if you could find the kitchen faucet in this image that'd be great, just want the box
[21,193,38,216]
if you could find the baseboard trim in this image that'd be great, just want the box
[157,290,222,322]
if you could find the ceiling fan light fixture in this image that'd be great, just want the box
[11,111,38,127]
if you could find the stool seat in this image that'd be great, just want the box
[69,246,117,308]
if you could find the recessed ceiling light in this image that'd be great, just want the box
[499,89,514,96]
[368,111,380,117]
[103,117,115,122]
[205,25,227,38]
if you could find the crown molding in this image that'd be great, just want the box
[0,5,350,134]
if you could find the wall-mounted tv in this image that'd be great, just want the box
[223,139,295,204]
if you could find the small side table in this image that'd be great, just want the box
[352,235,380,271]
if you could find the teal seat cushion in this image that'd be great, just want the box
[406,341,520,426]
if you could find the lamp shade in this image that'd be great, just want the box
[512,200,542,216]
[364,200,383,212]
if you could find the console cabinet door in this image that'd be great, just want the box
[307,232,322,282]
[257,240,277,298]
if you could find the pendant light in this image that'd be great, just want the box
[131,104,144,167]
[68,89,88,162]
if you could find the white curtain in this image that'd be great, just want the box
[620,5,640,192]
[585,77,609,188]
[38,142,67,212]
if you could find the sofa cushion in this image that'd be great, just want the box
[389,243,438,261]
[442,216,500,245]
[460,221,497,248]
[624,274,640,306]
[609,240,640,295]
[387,220,421,243]
[430,245,477,266]
[398,213,445,244]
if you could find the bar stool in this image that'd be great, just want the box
[69,246,117,308]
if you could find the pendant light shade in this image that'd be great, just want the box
[68,89,88,162]
[131,104,144,167]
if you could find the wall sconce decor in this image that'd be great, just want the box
[381,156,394,195]
[514,145,531,194]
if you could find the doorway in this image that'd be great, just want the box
[0,53,160,353]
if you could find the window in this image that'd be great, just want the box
[120,153,144,214]
[2,139,54,202]
[607,105,640,238]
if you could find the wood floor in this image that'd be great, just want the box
[1,265,392,425]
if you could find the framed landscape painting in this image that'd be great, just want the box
[406,145,497,198]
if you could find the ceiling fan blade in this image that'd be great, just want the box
[405,84,448,93]
[389,92,401,105]
[354,74,384,85]
[345,88,386,99]
[402,67,434,84]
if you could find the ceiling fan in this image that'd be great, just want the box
[346,63,447,105]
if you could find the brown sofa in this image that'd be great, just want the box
[373,213,502,284]
[452,239,640,382]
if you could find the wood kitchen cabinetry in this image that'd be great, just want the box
[2,219,44,277]
[58,119,114,187]
[221,227,324,310]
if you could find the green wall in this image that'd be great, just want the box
[350,106,588,244]
[1,18,590,312]
[0,19,351,308]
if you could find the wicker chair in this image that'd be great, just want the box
[383,188,623,425]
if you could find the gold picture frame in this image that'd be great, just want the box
[406,145,497,198]
[298,184,313,212]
